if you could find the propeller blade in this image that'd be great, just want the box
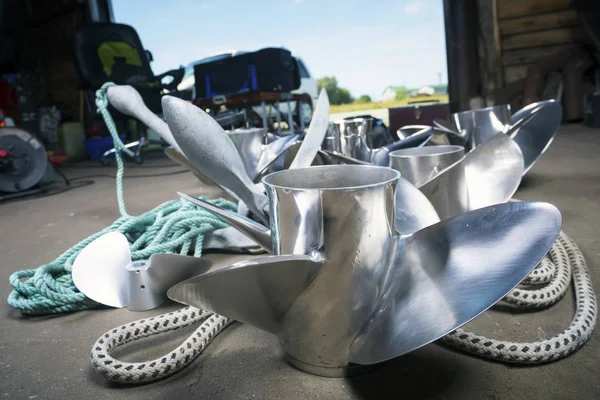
[350,201,561,364]
[463,133,524,210]
[167,254,323,334]
[289,89,330,169]
[72,232,212,311]
[162,96,269,224]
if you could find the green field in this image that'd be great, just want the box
[330,95,449,113]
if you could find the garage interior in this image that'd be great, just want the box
[1,0,599,399]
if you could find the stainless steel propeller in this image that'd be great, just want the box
[162,96,270,225]
[71,232,212,311]
[433,100,559,174]
[166,165,561,377]
[389,109,539,220]
[322,118,433,166]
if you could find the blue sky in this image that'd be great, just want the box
[112,0,447,100]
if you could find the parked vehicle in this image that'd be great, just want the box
[177,49,318,126]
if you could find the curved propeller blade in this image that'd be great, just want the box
[72,232,211,311]
[167,254,323,334]
[178,192,273,253]
[106,85,181,152]
[254,134,299,179]
[162,96,269,224]
[289,89,330,169]
[463,133,524,210]
[394,176,440,234]
[164,147,218,186]
[510,100,562,174]
[349,201,562,364]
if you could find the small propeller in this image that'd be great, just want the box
[71,232,211,311]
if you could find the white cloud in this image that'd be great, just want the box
[294,0,305,4]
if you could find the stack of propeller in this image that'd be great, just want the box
[73,86,565,377]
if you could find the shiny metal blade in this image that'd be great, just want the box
[178,192,273,253]
[289,89,330,169]
[509,100,562,174]
[72,232,212,311]
[349,201,562,364]
[463,133,524,210]
[167,254,323,334]
[254,134,299,179]
[72,232,131,308]
[394,176,440,234]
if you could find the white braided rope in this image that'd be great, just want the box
[442,231,597,363]
[90,307,231,383]
[90,231,596,383]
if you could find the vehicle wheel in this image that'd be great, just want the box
[294,100,313,127]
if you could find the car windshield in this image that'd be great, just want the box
[296,58,310,78]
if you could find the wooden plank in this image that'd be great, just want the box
[504,65,531,83]
[497,0,573,20]
[502,43,580,65]
[478,0,504,93]
[499,9,580,35]
[502,26,587,50]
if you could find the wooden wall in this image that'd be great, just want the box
[497,0,588,83]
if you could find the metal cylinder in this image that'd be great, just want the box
[262,165,399,376]
[389,145,468,219]
[389,145,464,187]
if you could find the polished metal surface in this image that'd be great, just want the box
[227,128,298,181]
[179,192,273,253]
[349,201,562,364]
[288,89,330,169]
[323,119,433,166]
[463,133,524,210]
[162,95,269,225]
[72,232,211,311]
[390,134,524,220]
[282,142,327,169]
[451,105,511,149]
[389,145,465,188]
[179,167,439,239]
[168,164,561,376]
[510,99,562,174]
[432,101,551,177]
[390,145,467,219]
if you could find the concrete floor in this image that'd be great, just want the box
[1,124,599,400]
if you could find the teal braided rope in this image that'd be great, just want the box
[7,84,238,315]
[95,82,133,217]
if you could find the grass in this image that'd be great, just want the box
[329,95,449,114]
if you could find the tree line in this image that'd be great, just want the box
[318,76,413,105]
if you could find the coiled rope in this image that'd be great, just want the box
[7,82,237,317]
